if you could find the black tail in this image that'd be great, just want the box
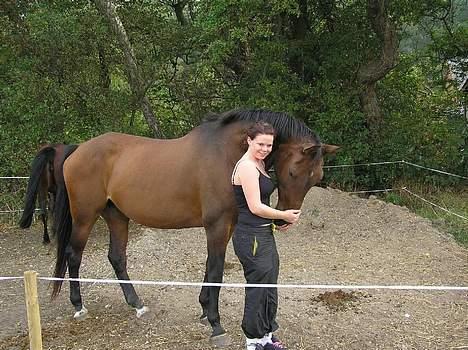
[51,144,79,298]
[19,147,56,229]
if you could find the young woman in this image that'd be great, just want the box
[231,121,301,350]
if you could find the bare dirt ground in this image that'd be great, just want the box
[0,187,466,350]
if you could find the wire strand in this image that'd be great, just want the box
[324,161,403,169]
[346,188,399,194]
[402,187,468,221]
[401,161,468,180]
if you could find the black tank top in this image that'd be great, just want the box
[232,162,275,226]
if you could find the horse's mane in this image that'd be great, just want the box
[204,109,320,144]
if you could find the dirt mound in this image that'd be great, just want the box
[312,290,363,311]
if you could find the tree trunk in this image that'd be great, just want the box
[98,46,111,89]
[173,0,189,26]
[357,0,398,136]
[94,0,164,138]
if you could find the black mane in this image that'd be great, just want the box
[204,109,320,144]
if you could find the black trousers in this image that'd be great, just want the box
[232,224,280,339]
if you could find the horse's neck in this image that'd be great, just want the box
[220,125,248,165]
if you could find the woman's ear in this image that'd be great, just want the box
[247,137,253,146]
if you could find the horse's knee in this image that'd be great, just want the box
[207,255,226,277]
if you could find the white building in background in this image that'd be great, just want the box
[460,77,468,123]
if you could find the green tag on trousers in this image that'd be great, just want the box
[252,236,258,256]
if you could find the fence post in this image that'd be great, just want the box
[24,271,43,350]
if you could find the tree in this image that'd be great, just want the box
[357,0,398,138]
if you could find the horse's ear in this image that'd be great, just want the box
[322,144,340,156]
[302,143,321,154]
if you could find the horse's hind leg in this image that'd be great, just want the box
[68,218,97,320]
[102,202,148,318]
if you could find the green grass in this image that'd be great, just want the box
[384,183,468,247]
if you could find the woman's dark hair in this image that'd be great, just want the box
[247,121,275,139]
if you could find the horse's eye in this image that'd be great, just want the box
[289,169,295,177]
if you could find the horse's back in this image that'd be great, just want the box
[65,132,163,173]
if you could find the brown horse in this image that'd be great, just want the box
[19,143,78,244]
[51,109,338,346]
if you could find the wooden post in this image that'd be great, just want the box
[24,271,43,350]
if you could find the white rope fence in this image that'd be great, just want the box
[0,176,29,179]
[0,209,27,214]
[4,270,468,350]
[1,275,467,291]
[0,208,43,214]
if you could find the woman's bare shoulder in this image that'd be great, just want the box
[237,160,260,183]
[237,159,258,172]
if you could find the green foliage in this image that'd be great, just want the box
[0,0,139,174]
[378,54,466,185]
[0,0,466,241]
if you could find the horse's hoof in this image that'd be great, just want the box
[73,306,88,321]
[210,333,231,347]
[136,306,149,318]
[199,316,210,326]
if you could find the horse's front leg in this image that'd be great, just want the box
[102,204,148,318]
[202,220,231,347]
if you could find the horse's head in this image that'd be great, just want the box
[274,140,339,212]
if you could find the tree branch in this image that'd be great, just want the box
[94,0,164,138]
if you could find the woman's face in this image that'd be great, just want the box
[247,133,274,160]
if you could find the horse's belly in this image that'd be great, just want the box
[134,211,203,229]
[112,196,203,229]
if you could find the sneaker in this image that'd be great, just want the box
[264,335,286,350]
[246,342,265,350]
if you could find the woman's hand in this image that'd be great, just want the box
[282,209,301,224]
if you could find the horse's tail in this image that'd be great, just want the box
[19,146,56,229]
[51,144,79,298]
